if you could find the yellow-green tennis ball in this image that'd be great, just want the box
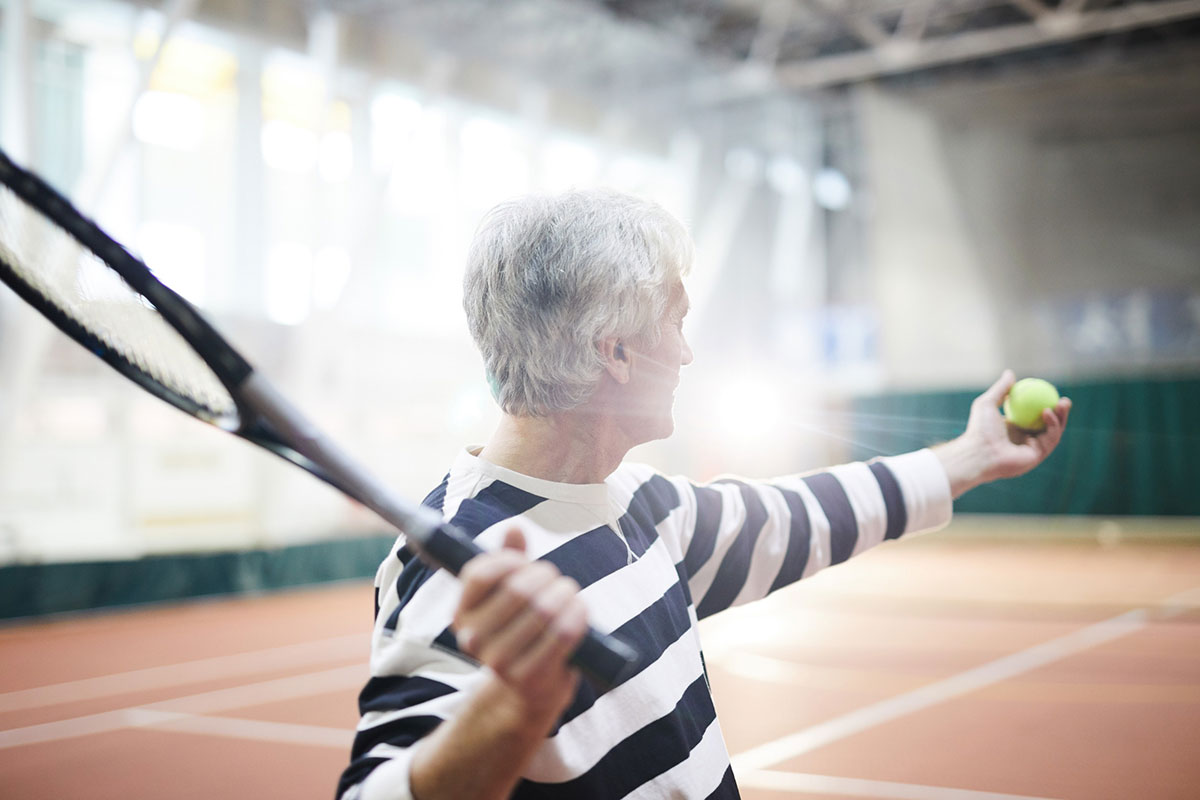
[1003,377,1060,432]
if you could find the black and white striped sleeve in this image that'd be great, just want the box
[336,541,481,800]
[672,448,952,619]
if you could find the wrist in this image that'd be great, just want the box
[477,671,574,736]
[932,434,993,499]
[409,673,571,800]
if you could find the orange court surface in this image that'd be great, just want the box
[2,519,1198,800]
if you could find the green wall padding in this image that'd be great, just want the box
[848,376,1200,516]
[0,534,396,621]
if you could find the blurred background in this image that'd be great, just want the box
[0,0,1197,616]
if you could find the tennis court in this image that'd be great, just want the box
[3,1,1199,798]
[3,519,1197,800]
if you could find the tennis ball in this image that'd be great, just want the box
[1003,377,1060,432]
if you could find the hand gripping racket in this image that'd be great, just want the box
[0,147,638,690]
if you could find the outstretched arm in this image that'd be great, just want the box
[932,370,1072,499]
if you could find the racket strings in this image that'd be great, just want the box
[0,181,236,418]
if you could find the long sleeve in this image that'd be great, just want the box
[668,448,952,619]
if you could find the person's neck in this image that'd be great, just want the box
[477,409,629,485]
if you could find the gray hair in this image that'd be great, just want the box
[463,188,693,417]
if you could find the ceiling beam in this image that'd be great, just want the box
[770,0,1200,92]
[893,0,936,43]
[1008,0,1052,21]
[747,0,794,66]
[808,0,892,49]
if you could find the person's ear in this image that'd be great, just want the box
[600,337,630,384]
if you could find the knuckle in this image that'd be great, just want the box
[507,667,536,693]
[552,621,579,646]
[486,648,513,675]
[507,562,557,599]
[530,594,556,618]
[554,610,586,645]
[528,595,560,624]
[459,558,484,583]
[530,602,557,627]
[499,580,533,607]
[462,552,513,585]
[528,561,559,584]
[530,577,581,623]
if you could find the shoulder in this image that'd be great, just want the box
[610,462,695,549]
[425,453,550,537]
[609,460,659,491]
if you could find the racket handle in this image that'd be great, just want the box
[421,521,640,691]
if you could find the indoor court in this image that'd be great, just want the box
[1,1,1198,799]
[3,524,1199,799]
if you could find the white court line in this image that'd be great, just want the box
[738,769,1060,800]
[0,633,369,713]
[153,712,353,749]
[147,664,366,716]
[732,586,1200,773]
[0,709,143,750]
[0,707,353,751]
[0,664,365,750]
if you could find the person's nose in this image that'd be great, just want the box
[680,333,694,367]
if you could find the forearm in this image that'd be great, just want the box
[409,672,562,800]
[931,435,994,499]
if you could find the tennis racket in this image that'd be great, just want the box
[0,147,638,690]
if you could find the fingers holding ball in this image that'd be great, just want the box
[1003,377,1061,432]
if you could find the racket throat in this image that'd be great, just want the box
[235,370,442,540]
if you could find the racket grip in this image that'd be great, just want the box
[419,521,640,691]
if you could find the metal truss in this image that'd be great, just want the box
[680,0,1200,103]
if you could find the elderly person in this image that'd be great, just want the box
[337,190,1071,800]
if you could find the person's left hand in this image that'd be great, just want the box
[934,369,1072,497]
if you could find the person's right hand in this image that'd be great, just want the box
[454,526,587,719]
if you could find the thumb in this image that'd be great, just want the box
[501,526,527,554]
[980,369,1016,408]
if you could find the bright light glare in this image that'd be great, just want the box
[387,108,450,211]
[371,92,423,171]
[766,156,807,195]
[714,376,785,442]
[461,117,515,151]
[606,153,651,191]
[461,116,530,207]
[313,246,352,309]
[265,242,313,325]
[541,138,599,191]
[318,131,354,182]
[138,221,207,305]
[132,91,205,151]
[812,167,852,210]
[262,120,318,173]
[449,384,495,431]
[724,147,763,182]
[40,397,108,440]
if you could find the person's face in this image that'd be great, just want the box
[622,283,693,443]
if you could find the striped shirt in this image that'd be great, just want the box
[338,447,952,800]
